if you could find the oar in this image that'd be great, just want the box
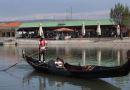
[0,50,35,72]
[0,49,40,72]
[1,63,18,71]
[0,47,21,72]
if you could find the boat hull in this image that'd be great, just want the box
[25,54,130,79]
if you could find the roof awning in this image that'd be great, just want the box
[0,22,21,29]
[54,28,74,32]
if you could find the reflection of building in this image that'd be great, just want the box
[23,71,120,90]
[117,50,121,65]
[80,49,126,66]
[0,46,19,64]
[120,50,127,64]
[39,78,46,90]
[82,49,86,65]
[97,49,102,66]
[116,49,127,66]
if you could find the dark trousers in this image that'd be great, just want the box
[39,50,45,61]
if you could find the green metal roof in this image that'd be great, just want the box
[20,19,116,28]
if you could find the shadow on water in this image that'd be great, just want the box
[23,71,121,90]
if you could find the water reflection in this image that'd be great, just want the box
[82,49,86,66]
[0,46,18,64]
[41,47,127,66]
[117,50,121,65]
[0,46,130,90]
[97,49,102,65]
[23,71,121,90]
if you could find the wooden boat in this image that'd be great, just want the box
[24,50,130,79]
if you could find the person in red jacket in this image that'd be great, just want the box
[39,36,47,62]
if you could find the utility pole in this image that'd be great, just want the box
[70,7,72,20]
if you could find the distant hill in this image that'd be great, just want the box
[20,19,88,22]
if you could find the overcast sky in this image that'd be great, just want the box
[0,0,130,21]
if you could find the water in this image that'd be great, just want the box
[0,45,130,90]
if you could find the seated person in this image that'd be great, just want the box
[55,57,64,68]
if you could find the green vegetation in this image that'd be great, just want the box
[110,3,130,27]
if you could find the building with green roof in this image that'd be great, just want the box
[20,19,115,28]
[17,19,129,39]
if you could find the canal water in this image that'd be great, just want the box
[0,45,130,90]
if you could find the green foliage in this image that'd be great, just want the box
[110,3,130,26]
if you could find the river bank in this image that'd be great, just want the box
[3,37,130,49]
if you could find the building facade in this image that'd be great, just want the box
[18,19,125,39]
[0,22,21,37]
[1,19,129,40]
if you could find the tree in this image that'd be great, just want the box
[110,3,130,25]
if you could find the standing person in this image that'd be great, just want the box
[39,36,47,62]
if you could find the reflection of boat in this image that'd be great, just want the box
[23,71,121,90]
[24,51,130,79]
